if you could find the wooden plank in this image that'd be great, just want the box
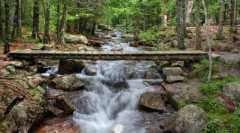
[8,50,208,61]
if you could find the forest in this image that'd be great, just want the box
[0,0,240,133]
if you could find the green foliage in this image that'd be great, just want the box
[138,29,158,43]
[192,59,219,81]
[196,97,227,113]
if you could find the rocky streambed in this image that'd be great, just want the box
[0,31,211,133]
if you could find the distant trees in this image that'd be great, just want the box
[12,0,22,39]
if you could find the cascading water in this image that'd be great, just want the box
[72,31,159,133]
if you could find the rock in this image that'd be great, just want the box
[162,67,183,76]
[51,74,85,91]
[27,74,47,88]
[171,61,185,67]
[54,96,75,115]
[122,34,134,41]
[7,61,24,68]
[174,105,207,133]
[139,91,175,112]
[88,39,104,47]
[35,117,80,133]
[0,79,47,133]
[222,82,240,102]
[58,60,85,74]
[83,64,97,76]
[64,34,88,44]
[166,76,185,83]
[219,52,240,65]
[5,65,16,74]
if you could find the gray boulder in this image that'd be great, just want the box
[51,74,85,91]
[64,34,88,44]
[166,75,185,83]
[162,67,183,76]
[174,104,208,133]
[222,82,240,102]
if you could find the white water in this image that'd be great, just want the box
[73,31,156,133]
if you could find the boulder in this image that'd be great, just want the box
[166,76,185,83]
[122,34,134,41]
[58,60,85,74]
[51,75,85,91]
[139,91,175,112]
[222,82,240,102]
[64,34,88,44]
[174,105,207,133]
[162,67,183,76]
[219,53,240,65]
[82,64,97,76]
[0,79,47,133]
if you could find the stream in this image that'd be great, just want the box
[37,31,173,133]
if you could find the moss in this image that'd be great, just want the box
[0,121,8,132]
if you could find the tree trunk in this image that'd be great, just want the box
[230,0,237,33]
[176,0,186,50]
[217,0,225,39]
[186,0,194,24]
[32,0,40,40]
[0,0,4,41]
[43,0,50,44]
[195,0,202,49]
[4,0,10,54]
[56,0,67,44]
[12,0,22,40]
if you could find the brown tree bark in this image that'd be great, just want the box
[0,0,4,41]
[230,0,237,33]
[32,0,40,40]
[217,0,225,39]
[4,0,10,54]
[12,0,22,40]
[43,0,50,44]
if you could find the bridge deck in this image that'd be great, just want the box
[8,50,208,61]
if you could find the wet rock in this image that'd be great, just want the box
[51,74,85,91]
[166,75,185,83]
[83,64,97,76]
[35,117,80,133]
[222,82,240,102]
[162,67,183,76]
[64,34,88,44]
[88,39,104,47]
[54,96,75,115]
[174,105,207,133]
[139,91,173,112]
[171,61,185,67]
[58,60,85,74]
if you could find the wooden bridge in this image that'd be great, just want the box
[8,50,208,61]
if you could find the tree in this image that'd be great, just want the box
[32,0,40,40]
[43,0,50,44]
[216,0,225,39]
[3,0,10,54]
[230,0,237,33]
[0,0,4,41]
[176,0,186,50]
[56,0,67,44]
[193,0,202,50]
[12,0,22,39]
